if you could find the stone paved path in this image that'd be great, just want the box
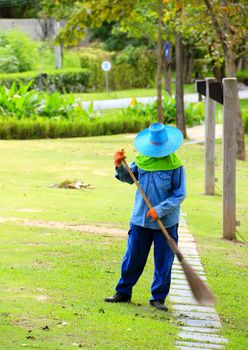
[170,215,228,350]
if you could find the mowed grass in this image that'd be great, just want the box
[0,135,178,349]
[0,133,247,349]
[0,223,177,349]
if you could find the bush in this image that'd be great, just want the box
[0,68,90,93]
[0,45,19,73]
[0,30,39,73]
[79,46,156,91]
[120,95,204,127]
[0,80,97,119]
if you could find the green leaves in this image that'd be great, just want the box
[0,81,87,119]
[119,94,205,126]
[0,30,39,73]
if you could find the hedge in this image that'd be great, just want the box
[0,68,90,93]
[0,115,153,140]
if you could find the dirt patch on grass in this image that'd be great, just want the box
[0,216,127,238]
[35,295,50,302]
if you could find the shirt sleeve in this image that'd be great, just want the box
[154,166,186,218]
[115,161,138,185]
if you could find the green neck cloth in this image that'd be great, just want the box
[135,152,183,171]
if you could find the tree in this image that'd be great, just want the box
[40,0,188,131]
[203,0,246,160]
[180,0,247,160]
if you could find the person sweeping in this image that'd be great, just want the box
[104,122,186,311]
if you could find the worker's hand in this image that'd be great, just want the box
[146,208,158,221]
[114,149,126,167]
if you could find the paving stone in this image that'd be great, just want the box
[180,326,220,334]
[174,311,220,321]
[178,239,196,243]
[176,341,224,349]
[170,289,193,297]
[172,270,206,277]
[177,318,221,328]
[176,259,202,266]
[178,331,228,344]
[173,263,203,270]
[170,285,190,291]
[173,262,204,269]
[180,247,198,251]
[173,266,205,273]
[170,295,200,305]
[172,274,207,281]
[178,241,196,245]
[182,257,201,261]
[171,279,189,285]
[172,304,217,314]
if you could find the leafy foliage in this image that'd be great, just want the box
[120,95,204,126]
[0,81,88,119]
[0,30,39,73]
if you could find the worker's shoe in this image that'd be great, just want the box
[149,300,168,311]
[104,293,131,303]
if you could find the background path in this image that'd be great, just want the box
[81,86,248,111]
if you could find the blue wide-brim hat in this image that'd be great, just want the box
[134,123,183,158]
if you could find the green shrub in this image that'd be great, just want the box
[79,46,156,91]
[0,45,19,73]
[0,114,153,140]
[0,81,94,119]
[0,30,39,73]
[120,95,204,127]
[0,68,90,93]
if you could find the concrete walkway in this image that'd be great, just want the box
[186,124,222,142]
[81,87,248,110]
[171,215,228,350]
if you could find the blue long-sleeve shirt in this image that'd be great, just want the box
[115,162,186,229]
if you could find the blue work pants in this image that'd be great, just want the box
[116,223,178,301]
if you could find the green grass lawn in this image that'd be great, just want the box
[0,134,247,349]
[73,83,195,101]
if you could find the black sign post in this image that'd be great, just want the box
[196,80,206,97]
[209,82,223,105]
[196,80,223,105]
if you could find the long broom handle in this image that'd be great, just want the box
[122,159,184,262]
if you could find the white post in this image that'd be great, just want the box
[222,78,237,240]
[106,71,109,94]
[54,21,62,69]
[205,78,216,195]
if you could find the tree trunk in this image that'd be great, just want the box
[183,43,193,83]
[164,42,172,95]
[156,1,164,123]
[175,32,186,137]
[225,50,246,160]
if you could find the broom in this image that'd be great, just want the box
[122,158,215,305]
